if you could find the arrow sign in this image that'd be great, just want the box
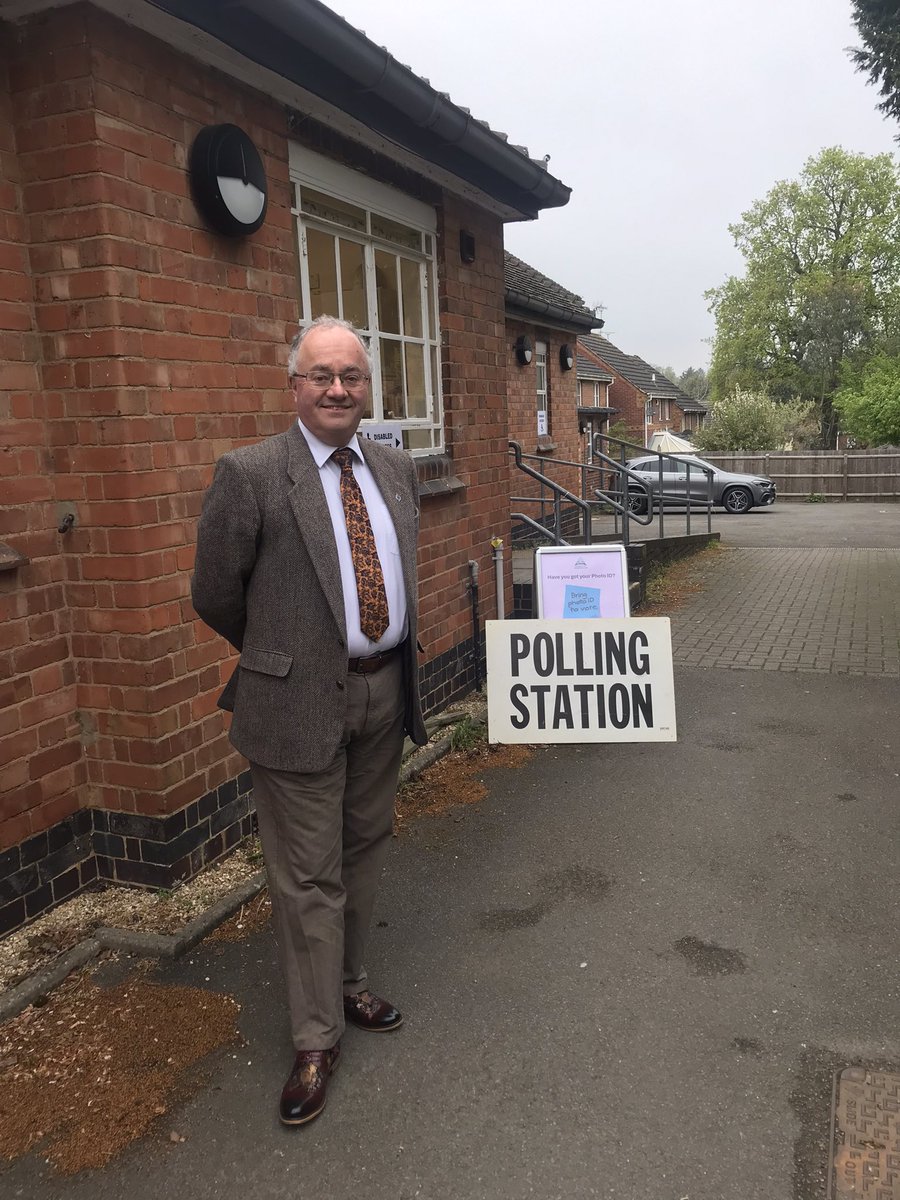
[359,422,403,449]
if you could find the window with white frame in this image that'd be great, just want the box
[290,146,442,453]
[535,340,548,435]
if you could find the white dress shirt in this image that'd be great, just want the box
[298,421,408,658]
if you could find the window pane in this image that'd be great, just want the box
[403,427,432,450]
[404,343,426,418]
[380,339,403,420]
[400,258,423,337]
[339,238,367,329]
[430,345,439,409]
[375,250,400,334]
[307,227,338,319]
[300,188,366,231]
[371,213,420,250]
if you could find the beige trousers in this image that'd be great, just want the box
[250,656,405,1050]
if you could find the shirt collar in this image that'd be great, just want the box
[297,420,363,469]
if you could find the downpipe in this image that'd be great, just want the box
[491,536,505,620]
[467,559,482,691]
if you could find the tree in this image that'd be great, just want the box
[651,364,710,402]
[676,366,710,404]
[850,1,900,130]
[706,147,900,446]
[833,354,900,445]
[693,387,817,452]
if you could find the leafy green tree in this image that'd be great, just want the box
[693,387,817,452]
[676,366,710,404]
[833,354,900,445]
[850,2,900,129]
[707,147,900,446]
[651,364,710,401]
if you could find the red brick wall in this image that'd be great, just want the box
[422,196,508,649]
[1,5,515,869]
[1,46,84,853]
[506,317,583,522]
[2,7,297,844]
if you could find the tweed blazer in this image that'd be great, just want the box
[191,423,427,772]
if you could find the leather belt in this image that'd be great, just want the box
[347,646,400,675]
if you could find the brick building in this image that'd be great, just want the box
[578,333,708,449]
[504,253,602,533]
[0,0,574,933]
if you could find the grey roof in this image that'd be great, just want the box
[578,334,709,414]
[576,355,613,382]
[504,253,600,332]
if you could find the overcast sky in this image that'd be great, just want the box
[328,0,898,373]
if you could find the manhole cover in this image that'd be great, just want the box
[829,1067,900,1198]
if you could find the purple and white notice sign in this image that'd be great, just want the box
[534,545,630,620]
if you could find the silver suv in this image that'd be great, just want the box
[623,455,777,515]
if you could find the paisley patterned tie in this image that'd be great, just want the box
[332,448,390,642]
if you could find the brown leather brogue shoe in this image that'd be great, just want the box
[279,1043,340,1126]
[342,989,403,1032]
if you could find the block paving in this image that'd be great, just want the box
[669,547,900,676]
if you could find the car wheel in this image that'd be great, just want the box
[722,487,752,514]
[627,490,648,515]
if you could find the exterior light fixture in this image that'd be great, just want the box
[459,230,476,263]
[189,124,268,237]
[514,335,533,365]
[559,343,575,370]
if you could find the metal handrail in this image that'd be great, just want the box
[510,511,571,546]
[507,435,715,551]
[509,441,594,545]
[591,434,714,540]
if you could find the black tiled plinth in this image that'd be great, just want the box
[0,774,256,936]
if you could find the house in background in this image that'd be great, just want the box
[575,350,615,455]
[0,0,573,933]
[578,334,708,448]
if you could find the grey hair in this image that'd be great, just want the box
[287,316,373,378]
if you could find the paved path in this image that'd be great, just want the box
[672,546,900,675]
[4,505,898,1200]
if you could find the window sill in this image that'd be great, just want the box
[535,437,557,454]
[415,453,466,497]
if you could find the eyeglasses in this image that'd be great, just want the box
[292,370,370,390]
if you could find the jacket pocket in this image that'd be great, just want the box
[239,646,293,677]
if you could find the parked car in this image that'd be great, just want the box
[619,455,777,515]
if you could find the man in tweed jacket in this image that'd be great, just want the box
[192,316,426,1127]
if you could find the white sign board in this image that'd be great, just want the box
[359,422,403,449]
[486,618,676,744]
[537,409,548,437]
[535,544,630,619]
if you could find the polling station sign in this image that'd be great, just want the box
[486,619,676,744]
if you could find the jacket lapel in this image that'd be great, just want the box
[285,424,347,639]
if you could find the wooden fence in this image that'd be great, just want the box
[702,449,900,502]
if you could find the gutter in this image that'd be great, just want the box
[156,0,572,218]
[505,289,601,333]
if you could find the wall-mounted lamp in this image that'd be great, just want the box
[559,343,575,371]
[514,335,533,366]
[459,230,476,263]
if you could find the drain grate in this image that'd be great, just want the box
[829,1067,900,1198]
